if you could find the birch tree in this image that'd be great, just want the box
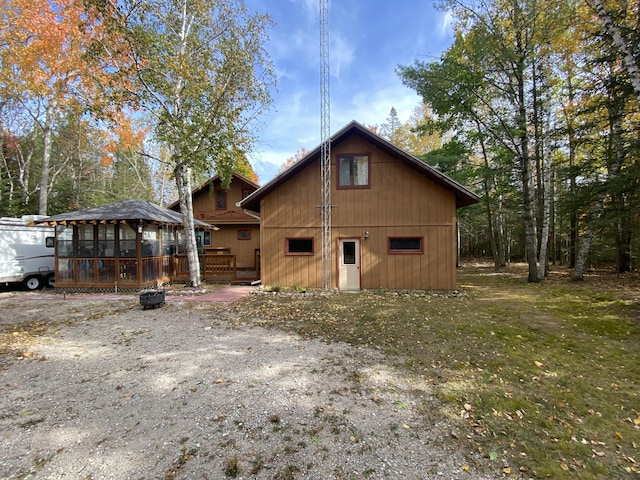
[400,0,551,282]
[111,0,275,287]
[586,0,640,105]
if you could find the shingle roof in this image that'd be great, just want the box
[34,199,212,228]
[240,120,480,212]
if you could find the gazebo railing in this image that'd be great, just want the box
[55,257,171,288]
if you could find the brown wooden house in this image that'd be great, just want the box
[34,200,213,290]
[170,172,260,279]
[240,121,480,291]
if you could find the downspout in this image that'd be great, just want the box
[242,208,261,222]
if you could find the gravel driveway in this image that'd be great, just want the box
[0,291,486,479]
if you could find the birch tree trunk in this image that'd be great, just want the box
[589,0,640,105]
[477,126,502,271]
[537,113,552,279]
[513,8,539,282]
[38,100,56,215]
[175,162,201,287]
[169,2,202,288]
[572,113,624,279]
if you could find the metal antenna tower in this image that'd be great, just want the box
[319,0,331,290]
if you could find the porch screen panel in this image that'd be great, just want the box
[56,225,74,258]
[77,224,94,258]
[162,227,176,255]
[98,224,115,257]
[56,258,74,282]
[119,224,137,257]
[142,227,160,257]
[77,258,95,283]
[177,231,187,254]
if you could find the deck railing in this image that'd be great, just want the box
[55,251,251,288]
[174,253,236,281]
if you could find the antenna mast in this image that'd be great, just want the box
[319,0,331,290]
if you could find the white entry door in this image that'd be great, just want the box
[339,239,360,291]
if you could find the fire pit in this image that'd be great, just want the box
[139,290,165,310]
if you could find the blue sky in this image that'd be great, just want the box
[244,0,455,184]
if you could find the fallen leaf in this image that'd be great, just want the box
[534,361,543,368]
[461,465,470,471]
[503,466,511,474]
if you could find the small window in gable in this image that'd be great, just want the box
[337,154,369,188]
[388,237,423,254]
[215,189,227,209]
[286,237,314,255]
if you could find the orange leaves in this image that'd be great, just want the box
[1,0,129,113]
[280,147,309,172]
[101,113,148,167]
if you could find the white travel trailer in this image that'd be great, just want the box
[0,216,55,290]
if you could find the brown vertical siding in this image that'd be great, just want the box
[259,134,458,290]
[189,176,259,268]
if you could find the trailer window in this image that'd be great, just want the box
[45,237,54,248]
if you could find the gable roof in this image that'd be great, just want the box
[34,199,212,229]
[168,172,260,211]
[240,120,480,213]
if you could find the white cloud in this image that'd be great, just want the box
[438,9,454,38]
[331,34,355,77]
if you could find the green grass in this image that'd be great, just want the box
[234,264,640,479]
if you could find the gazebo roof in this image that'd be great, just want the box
[34,199,213,229]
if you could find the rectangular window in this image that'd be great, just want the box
[342,241,356,264]
[338,154,369,188]
[388,237,423,254]
[177,231,187,255]
[56,225,74,258]
[142,227,160,257]
[286,237,314,255]
[77,224,95,258]
[238,229,251,240]
[119,224,137,257]
[216,189,227,209]
[162,227,176,255]
[98,224,115,257]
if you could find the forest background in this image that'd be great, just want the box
[1,0,638,283]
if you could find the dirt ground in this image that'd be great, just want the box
[0,290,488,480]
